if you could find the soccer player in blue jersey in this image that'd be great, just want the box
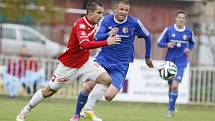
[69,0,154,121]
[157,10,195,118]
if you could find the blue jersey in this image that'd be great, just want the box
[157,24,195,67]
[94,15,152,90]
[95,15,152,65]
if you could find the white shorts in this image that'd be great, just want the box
[49,60,106,90]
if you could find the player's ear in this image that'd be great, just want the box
[88,10,93,16]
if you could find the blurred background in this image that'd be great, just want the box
[0,0,214,105]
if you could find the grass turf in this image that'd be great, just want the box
[0,95,215,121]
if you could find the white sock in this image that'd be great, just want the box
[84,84,108,110]
[22,89,44,114]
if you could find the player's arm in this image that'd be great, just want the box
[76,25,120,49]
[135,19,152,60]
[188,30,195,50]
[94,18,109,41]
[157,27,171,48]
[135,19,154,68]
[184,30,195,56]
[77,31,120,49]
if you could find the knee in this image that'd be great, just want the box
[105,96,114,101]
[171,85,178,91]
[83,81,96,94]
[105,93,115,101]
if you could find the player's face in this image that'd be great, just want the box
[175,13,186,27]
[91,6,104,24]
[114,3,130,22]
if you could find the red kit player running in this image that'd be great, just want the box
[16,1,121,121]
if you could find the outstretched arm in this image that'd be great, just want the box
[79,36,121,49]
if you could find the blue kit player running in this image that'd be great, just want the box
[157,10,195,118]
[70,0,154,121]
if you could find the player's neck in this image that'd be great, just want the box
[175,24,185,29]
[174,24,185,32]
[114,15,127,24]
[85,15,95,25]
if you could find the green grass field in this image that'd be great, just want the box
[0,95,215,121]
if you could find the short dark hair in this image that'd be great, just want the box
[175,10,187,17]
[115,0,130,5]
[86,0,103,14]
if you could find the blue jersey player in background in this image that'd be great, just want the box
[157,10,195,118]
[70,0,154,121]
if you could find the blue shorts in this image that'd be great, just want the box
[168,66,185,84]
[108,66,128,90]
[96,60,129,90]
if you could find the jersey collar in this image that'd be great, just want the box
[174,24,185,32]
[114,14,127,24]
[83,16,94,28]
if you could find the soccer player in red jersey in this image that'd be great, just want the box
[16,1,121,121]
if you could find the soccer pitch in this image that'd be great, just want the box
[0,96,215,121]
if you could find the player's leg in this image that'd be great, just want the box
[166,67,185,118]
[79,72,111,121]
[83,70,123,110]
[104,84,119,101]
[16,86,57,121]
[166,80,179,118]
[17,63,77,121]
[70,80,96,121]
[70,61,109,121]
[83,66,126,121]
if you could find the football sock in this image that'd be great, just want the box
[168,91,178,111]
[84,84,108,110]
[23,89,44,113]
[75,90,89,115]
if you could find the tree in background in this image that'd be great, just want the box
[0,0,64,24]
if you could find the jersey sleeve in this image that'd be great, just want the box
[188,30,195,51]
[157,27,169,48]
[135,19,150,38]
[75,22,108,49]
[95,17,109,41]
[135,19,152,59]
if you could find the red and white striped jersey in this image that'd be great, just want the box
[58,16,107,68]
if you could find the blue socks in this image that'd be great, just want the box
[168,91,178,112]
[75,91,89,116]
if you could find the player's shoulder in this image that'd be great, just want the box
[167,25,174,29]
[128,16,138,20]
[127,16,139,22]
[75,17,86,25]
[164,25,174,32]
[185,26,193,32]
[73,17,89,29]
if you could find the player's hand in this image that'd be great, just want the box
[145,59,154,68]
[107,36,121,45]
[184,48,190,57]
[167,42,175,48]
[108,28,119,37]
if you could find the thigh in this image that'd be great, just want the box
[49,63,79,90]
[173,67,185,82]
[108,69,126,90]
[79,60,106,82]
